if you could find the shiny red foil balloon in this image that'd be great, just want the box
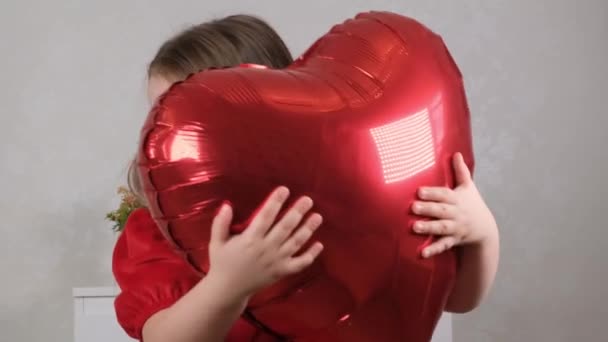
[138,11,474,342]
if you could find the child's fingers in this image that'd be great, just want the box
[418,187,456,203]
[413,220,456,236]
[282,242,324,274]
[453,153,472,185]
[265,196,314,246]
[422,236,458,258]
[247,186,290,238]
[279,214,323,257]
[412,201,456,219]
[210,203,233,246]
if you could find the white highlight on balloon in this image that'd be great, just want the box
[370,109,436,184]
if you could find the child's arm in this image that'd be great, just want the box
[411,153,500,313]
[443,228,499,312]
[141,273,249,342]
[114,210,258,341]
[142,187,324,342]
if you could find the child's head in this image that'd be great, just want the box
[130,14,293,205]
[146,14,293,103]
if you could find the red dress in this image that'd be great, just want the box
[112,208,277,341]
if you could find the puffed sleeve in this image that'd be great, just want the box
[112,208,200,340]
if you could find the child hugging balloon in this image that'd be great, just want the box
[113,14,499,342]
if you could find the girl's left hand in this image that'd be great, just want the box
[412,153,498,258]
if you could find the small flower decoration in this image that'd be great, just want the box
[106,186,143,232]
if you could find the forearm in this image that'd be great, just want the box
[445,227,499,313]
[142,273,248,342]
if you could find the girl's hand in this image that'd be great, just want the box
[412,153,498,258]
[207,186,324,300]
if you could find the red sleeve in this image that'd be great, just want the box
[112,208,200,340]
[113,208,277,342]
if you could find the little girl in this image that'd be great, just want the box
[114,14,500,342]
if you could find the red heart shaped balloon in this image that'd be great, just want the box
[138,11,474,342]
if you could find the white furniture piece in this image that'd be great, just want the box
[73,287,452,342]
[73,287,136,342]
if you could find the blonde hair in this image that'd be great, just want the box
[129,15,293,205]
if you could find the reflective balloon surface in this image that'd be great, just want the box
[138,11,474,342]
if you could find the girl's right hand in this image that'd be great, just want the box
[207,186,324,302]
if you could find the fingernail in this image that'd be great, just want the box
[302,196,313,206]
[422,249,431,258]
[419,188,428,196]
[314,243,325,255]
[276,186,290,200]
[309,214,323,229]
[216,201,231,216]
[412,203,422,213]
[414,222,425,232]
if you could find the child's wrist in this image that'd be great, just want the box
[477,223,499,247]
[205,270,252,309]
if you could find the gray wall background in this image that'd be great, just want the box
[1,0,606,341]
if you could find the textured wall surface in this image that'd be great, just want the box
[1,1,606,341]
